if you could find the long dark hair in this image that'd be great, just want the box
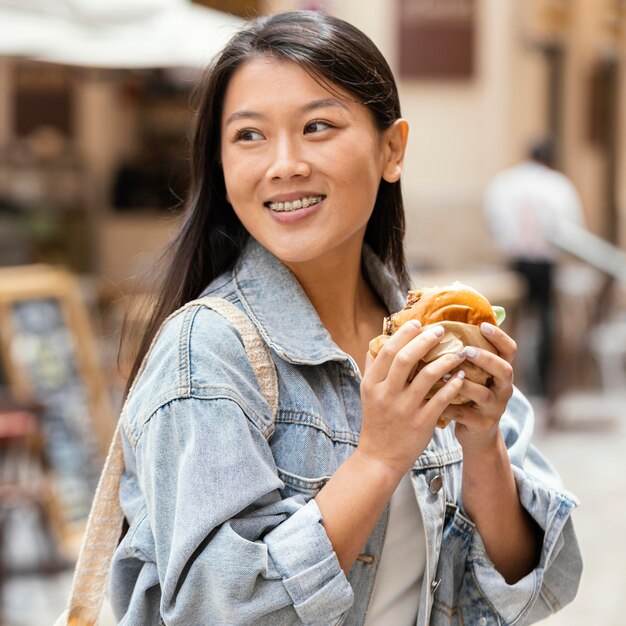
[123,10,410,395]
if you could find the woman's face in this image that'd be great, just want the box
[220,56,406,268]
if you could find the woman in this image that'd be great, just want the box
[110,11,582,625]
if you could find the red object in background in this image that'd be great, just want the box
[398,0,476,79]
[0,411,37,440]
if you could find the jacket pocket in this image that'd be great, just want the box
[276,466,332,500]
[271,410,345,500]
[123,507,157,563]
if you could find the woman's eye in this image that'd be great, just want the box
[236,129,264,142]
[304,120,332,134]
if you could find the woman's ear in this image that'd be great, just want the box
[382,119,409,183]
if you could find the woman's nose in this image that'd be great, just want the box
[266,136,311,180]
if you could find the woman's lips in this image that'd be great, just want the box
[264,195,326,223]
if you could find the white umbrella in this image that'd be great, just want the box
[0,0,245,69]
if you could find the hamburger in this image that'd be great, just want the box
[368,282,506,427]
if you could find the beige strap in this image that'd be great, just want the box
[56,297,278,625]
[196,298,278,421]
[55,426,125,626]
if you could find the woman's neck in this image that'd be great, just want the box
[285,241,388,370]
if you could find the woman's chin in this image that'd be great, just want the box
[253,225,366,269]
[263,242,322,266]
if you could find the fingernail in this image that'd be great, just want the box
[410,320,421,330]
[456,370,466,380]
[481,322,495,335]
[431,325,444,337]
[443,373,452,382]
[464,346,478,358]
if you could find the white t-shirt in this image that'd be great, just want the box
[484,161,585,262]
[363,472,426,625]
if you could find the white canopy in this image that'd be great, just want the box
[0,0,245,69]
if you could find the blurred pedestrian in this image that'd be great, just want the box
[484,137,586,397]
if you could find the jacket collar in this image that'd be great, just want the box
[233,238,406,367]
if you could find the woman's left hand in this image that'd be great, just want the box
[440,322,517,452]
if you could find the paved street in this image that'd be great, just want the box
[533,391,626,626]
[1,391,624,626]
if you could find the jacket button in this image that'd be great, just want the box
[429,475,443,494]
[478,618,487,625]
[356,553,375,565]
[430,578,442,595]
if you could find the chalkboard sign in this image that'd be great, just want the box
[0,265,115,557]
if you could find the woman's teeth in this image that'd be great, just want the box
[267,195,324,212]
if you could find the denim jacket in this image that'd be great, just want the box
[110,238,582,625]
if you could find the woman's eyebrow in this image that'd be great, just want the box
[224,110,266,127]
[225,98,348,127]
[302,98,349,113]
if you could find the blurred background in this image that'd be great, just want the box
[0,0,624,624]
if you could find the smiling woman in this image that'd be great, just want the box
[101,10,582,626]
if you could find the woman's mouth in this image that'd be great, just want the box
[265,195,326,212]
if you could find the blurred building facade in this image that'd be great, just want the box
[0,0,623,283]
[298,0,626,271]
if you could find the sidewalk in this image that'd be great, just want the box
[533,391,626,626]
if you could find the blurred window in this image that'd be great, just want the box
[1,61,86,270]
[14,62,74,138]
[111,70,191,213]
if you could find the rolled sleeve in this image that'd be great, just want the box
[120,397,353,625]
[470,466,581,624]
[463,388,583,625]
[265,498,354,624]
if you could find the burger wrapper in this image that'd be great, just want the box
[368,321,498,428]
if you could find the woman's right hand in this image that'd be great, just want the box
[357,320,466,480]
[316,321,466,573]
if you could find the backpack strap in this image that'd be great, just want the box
[56,297,278,626]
